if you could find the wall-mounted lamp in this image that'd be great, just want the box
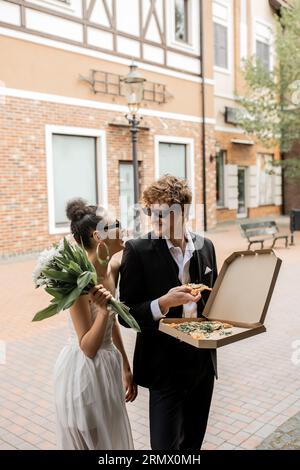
[209,141,221,163]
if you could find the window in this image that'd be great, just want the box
[257,154,274,205]
[255,20,272,71]
[240,0,248,64]
[119,161,141,230]
[46,126,107,234]
[38,0,71,8]
[256,40,270,71]
[175,0,189,43]
[214,22,228,69]
[216,151,226,207]
[155,136,195,218]
[159,142,187,179]
[52,134,97,226]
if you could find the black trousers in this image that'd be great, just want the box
[149,358,215,451]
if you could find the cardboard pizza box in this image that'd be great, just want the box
[159,249,282,349]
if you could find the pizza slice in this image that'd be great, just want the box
[185,283,212,296]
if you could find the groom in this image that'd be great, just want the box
[119,175,218,451]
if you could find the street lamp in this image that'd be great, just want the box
[121,63,146,204]
[209,141,222,163]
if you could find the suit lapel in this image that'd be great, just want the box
[151,237,180,286]
[189,252,200,283]
[151,232,210,287]
[188,233,212,317]
[189,232,211,282]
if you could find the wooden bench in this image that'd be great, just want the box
[240,220,289,250]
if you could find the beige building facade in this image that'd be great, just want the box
[0,0,282,256]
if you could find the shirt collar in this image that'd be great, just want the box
[165,230,195,254]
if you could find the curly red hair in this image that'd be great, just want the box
[142,175,192,208]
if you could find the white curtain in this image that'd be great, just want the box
[257,154,274,205]
[52,134,97,226]
[159,142,186,179]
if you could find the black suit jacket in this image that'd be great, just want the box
[119,232,218,389]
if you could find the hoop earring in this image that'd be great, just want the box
[96,242,110,266]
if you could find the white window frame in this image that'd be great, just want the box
[240,0,248,65]
[154,135,195,219]
[256,153,275,206]
[213,0,233,75]
[45,125,107,235]
[167,0,200,54]
[29,0,78,14]
[253,18,274,71]
[237,166,249,218]
[216,150,227,208]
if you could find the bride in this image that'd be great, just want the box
[53,198,136,450]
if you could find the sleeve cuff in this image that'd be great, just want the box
[150,298,168,321]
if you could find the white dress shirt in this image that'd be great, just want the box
[151,230,198,321]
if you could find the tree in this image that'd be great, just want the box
[237,0,300,179]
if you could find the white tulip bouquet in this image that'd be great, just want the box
[32,237,141,332]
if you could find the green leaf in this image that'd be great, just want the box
[109,299,141,333]
[77,243,93,272]
[54,257,70,269]
[45,287,71,300]
[68,260,82,274]
[42,269,74,282]
[77,271,94,291]
[57,287,82,311]
[32,303,60,322]
[63,237,78,262]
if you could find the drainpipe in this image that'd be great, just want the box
[200,0,207,232]
[269,0,286,214]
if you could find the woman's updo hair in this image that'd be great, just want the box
[66,198,103,249]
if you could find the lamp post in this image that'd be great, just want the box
[122,63,146,204]
[209,141,222,163]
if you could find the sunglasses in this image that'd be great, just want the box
[103,220,121,232]
[142,207,183,219]
[91,220,121,237]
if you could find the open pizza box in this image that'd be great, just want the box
[159,249,282,349]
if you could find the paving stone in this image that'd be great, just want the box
[258,412,300,450]
[0,220,299,450]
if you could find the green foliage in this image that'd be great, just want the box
[110,299,141,333]
[237,0,300,178]
[33,238,140,332]
[32,303,60,322]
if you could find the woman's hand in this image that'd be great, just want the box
[90,284,112,309]
[123,367,138,403]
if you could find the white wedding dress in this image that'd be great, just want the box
[53,304,134,450]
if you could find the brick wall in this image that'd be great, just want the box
[0,96,216,257]
[216,208,237,222]
[248,205,281,218]
[284,179,300,214]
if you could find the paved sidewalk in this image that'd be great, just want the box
[0,218,300,450]
[257,411,300,449]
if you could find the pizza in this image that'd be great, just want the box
[185,283,212,295]
[190,331,206,340]
[169,320,233,340]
